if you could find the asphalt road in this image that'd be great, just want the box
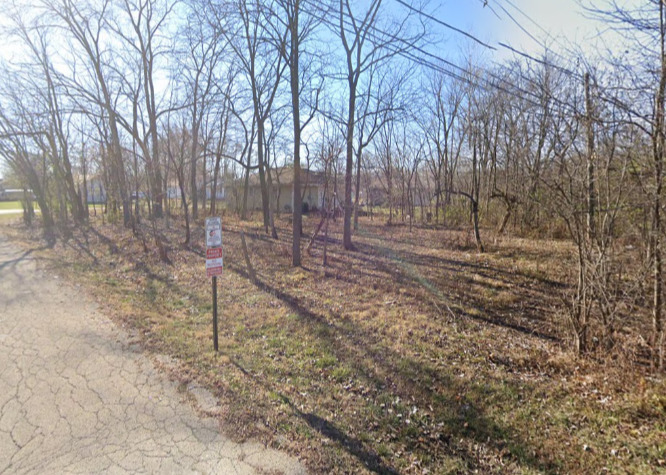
[0,234,306,474]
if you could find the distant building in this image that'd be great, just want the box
[0,189,35,201]
[206,187,226,200]
[86,177,107,204]
[229,167,325,213]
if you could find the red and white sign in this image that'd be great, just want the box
[207,248,223,259]
[206,248,223,277]
[206,258,223,277]
[205,217,223,277]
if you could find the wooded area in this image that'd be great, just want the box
[1,1,666,472]
[0,0,665,369]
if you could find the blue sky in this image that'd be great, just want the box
[401,0,619,63]
[0,0,628,65]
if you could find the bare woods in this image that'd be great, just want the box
[0,0,664,368]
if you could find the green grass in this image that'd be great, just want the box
[0,201,102,212]
[0,201,23,210]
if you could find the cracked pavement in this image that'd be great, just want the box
[0,234,306,474]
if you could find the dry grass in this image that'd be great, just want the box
[4,212,664,474]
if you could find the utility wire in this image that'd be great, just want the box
[310,3,581,117]
[499,0,574,60]
[393,0,496,50]
[386,0,651,126]
[494,0,653,125]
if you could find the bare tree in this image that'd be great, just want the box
[165,118,192,245]
[42,0,133,226]
[0,80,55,236]
[420,72,466,225]
[587,0,666,366]
[178,2,224,220]
[214,0,286,236]
[335,0,420,249]
[270,0,322,266]
[112,0,178,219]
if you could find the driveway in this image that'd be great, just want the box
[0,234,306,474]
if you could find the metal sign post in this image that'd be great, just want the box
[212,276,218,352]
[205,217,223,352]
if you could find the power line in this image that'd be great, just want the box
[499,0,574,59]
[309,0,654,132]
[384,1,655,126]
[492,0,546,51]
[393,0,496,51]
[396,0,580,79]
[310,3,581,116]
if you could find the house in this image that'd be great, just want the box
[0,188,35,201]
[86,177,107,204]
[206,187,226,200]
[229,167,326,213]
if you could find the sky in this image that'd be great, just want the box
[416,0,625,64]
[0,0,630,69]
[0,0,634,180]
[0,0,648,181]
[0,0,630,57]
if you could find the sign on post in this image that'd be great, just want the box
[206,216,222,248]
[205,217,223,277]
[205,217,223,352]
[206,247,224,277]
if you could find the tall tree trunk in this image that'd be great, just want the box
[343,80,357,249]
[289,1,303,267]
[652,1,666,369]
[179,176,190,245]
[257,119,270,232]
[210,112,229,216]
[242,162,250,220]
[191,101,199,220]
[585,72,596,243]
[353,148,362,231]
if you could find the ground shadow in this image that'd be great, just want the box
[226,260,561,473]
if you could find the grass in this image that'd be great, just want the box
[0,200,23,210]
[0,201,103,211]
[3,213,664,474]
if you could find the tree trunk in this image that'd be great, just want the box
[353,149,362,231]
[652,0,666,369]
[343,81,357,250]
[257,119,270,232]
[472,199,484,253]
[289,1,303,267]
[585,72,596,243]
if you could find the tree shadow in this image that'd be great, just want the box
[284,396,401,475]
[226,262,561,473]
[338,239,564,342]
[0,246,45,272]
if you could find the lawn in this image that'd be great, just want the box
[0,200,23,210]
[0,200,106,210]
[4,213,664,474]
